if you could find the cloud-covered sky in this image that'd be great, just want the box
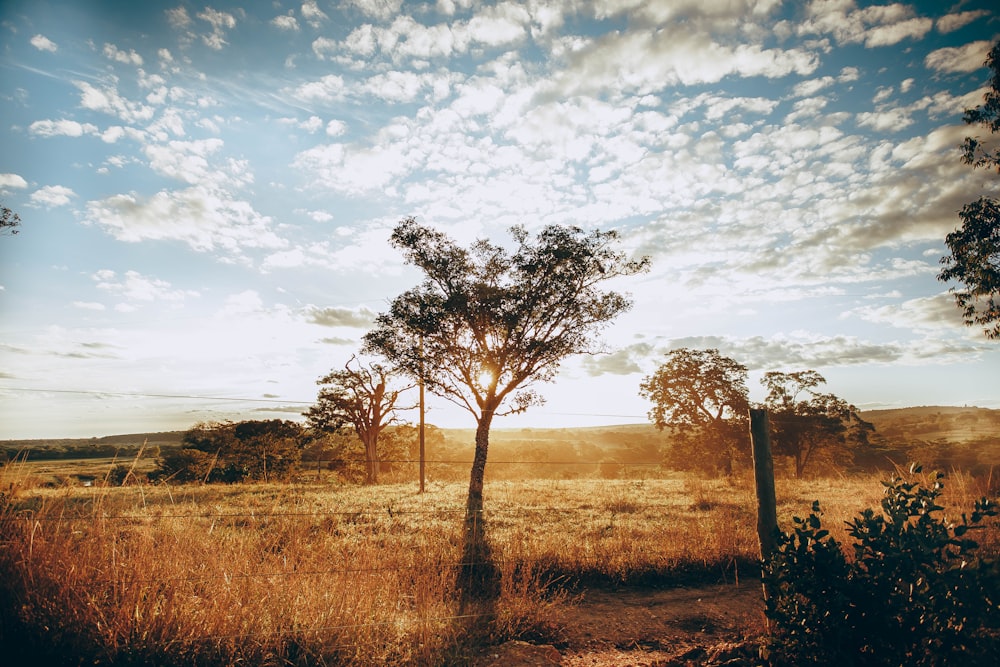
[1,0,998,438]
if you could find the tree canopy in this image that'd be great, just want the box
[1,205,20,236]
[304,356,412,484]
[940,40,1000,339]
[364,217,648,515]
[763,371,872,478]
[639,348,750,474]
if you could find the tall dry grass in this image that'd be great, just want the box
[1,462,997,665]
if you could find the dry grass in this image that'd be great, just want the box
[1,463,996,665]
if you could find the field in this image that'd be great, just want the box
[2,457,997,666]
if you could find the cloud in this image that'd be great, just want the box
[74,80,155,123]
[300,0,328,28]
[0,173,29,190]
[581,342,655,376]
[29,185,76,208]
[799,1,933,47]
[197,7,237,50]
[29,119,98,137]
[936,11,989,34]
[552,29,818,97]
[345,0,404,21]
[85,186,286,256]
[103,43,143,66]
[30,34,57,52]
[924,41,993,73]
[846,293,968,332]
[93,269,197,305]
[271,14,300,31]
[303,305,376,328]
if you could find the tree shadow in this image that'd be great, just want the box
[456,509,501,629]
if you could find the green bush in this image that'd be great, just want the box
[764,466,1000,666]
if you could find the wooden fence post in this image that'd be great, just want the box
[749,408,778,611]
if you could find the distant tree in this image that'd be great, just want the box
[304,356,412,485]
[639,348,750,475]
[158,420,305,483]
[940,40,1000,339]
[1,204,20,236]
[231,420,304,482]
[762,371,873,478]
[364,217,648,598]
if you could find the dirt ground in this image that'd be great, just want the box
[475,582,767,666]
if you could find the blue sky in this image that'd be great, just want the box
[1,0,998,439]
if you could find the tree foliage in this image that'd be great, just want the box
[155,420,306,483]
[639,348,750,474]
[1,205,20,236]
[940,40,1000,339]
[763,371,872,478]
[364,217,647,601]
[960,41,1000,172]
[764,468,1000,666]
[939,197,1000,339]
[304,356,412,484]
[364,218,648,515]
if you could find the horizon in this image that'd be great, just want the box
[2,1,999,440]
[2,402,996,444]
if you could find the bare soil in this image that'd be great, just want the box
[476,582,767,666]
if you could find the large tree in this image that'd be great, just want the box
[304,356,412,485]
[638,348,750,474]
[939,40,1000,339]
[762,371,873,478]
[364,218,647,594]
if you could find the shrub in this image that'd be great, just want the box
[763,466,1000,666]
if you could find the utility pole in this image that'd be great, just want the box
[419,335,426,493]
[750,407,778,617]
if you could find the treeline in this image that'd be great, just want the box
[1,432,183,463]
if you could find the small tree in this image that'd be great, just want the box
[762,371,872,478]
[364,218,648,597]
[939,40,1000,339]
[639,347,750,475]
[304,356,412,485]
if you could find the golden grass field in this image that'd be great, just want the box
[1,459,997,666]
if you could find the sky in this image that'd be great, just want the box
[1,0,999,440]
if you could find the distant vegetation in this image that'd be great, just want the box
[3,406,998,487]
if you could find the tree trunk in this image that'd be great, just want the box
[458,407,499,607]
[466,409,493,519]
[364,433,379,485]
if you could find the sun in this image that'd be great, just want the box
[477,369,495,390]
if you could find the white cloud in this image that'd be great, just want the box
[85,186,287,256]
[166,7,192,28]
[29,185,76,208]
[300,0,328,28]
[30,34,57,52]
[936,11,989,34]
[0,174,29,190]
[29,118,98,137]
[74,80,155,123]
[197,7,237,50]
[800,1,933,48]
[271,14,300,31]
[290,74,346,104]
[103,43,144,66]
[299,115,323,132]
[925,41,992,73]
[326,120,347,136]
[93,269,197,304]
[344,0,404,21]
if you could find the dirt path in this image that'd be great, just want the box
[476,582,767,666]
